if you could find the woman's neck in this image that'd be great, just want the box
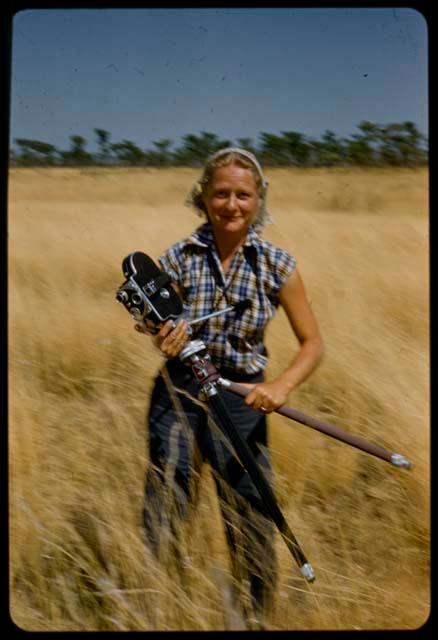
[213,229,247,266]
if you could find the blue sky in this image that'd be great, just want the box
[9,7,428,153]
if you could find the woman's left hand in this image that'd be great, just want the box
[242,380,291,413]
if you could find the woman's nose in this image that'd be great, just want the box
[225,193,238,210]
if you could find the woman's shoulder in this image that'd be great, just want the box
[254,234,296,266]
[158,224,209,276]
[253,234,297,290]
[162,223,212,255]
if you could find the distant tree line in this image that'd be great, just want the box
[9,121,428,168]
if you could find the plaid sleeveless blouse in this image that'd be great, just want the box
[159,222,296,374]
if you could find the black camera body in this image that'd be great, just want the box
[116,252,183,333]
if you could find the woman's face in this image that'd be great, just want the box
[202,164,260,236]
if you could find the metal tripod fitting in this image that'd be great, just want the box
[300,563,316,582]
[391,453,414,469]
[179,339,208,361]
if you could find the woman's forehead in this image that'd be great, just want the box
[210,164,257,186]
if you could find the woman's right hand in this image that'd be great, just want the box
[135,319,190,358]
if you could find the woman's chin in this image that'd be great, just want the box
[216,218,246,232]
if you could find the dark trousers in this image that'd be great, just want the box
[143,358,277,614]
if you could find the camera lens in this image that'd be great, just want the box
[131,293,142,305]
[116,290,129,303]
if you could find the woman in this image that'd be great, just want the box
[135,148,324,623]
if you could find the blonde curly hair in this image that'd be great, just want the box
[185,147,272,230]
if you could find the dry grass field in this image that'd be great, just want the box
[8,166,429,631]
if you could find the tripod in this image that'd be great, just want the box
[179,338,316,583]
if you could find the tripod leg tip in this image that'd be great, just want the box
[391,453,414,470]
[300,563,316,582]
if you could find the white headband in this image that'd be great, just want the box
[207,147,269,191]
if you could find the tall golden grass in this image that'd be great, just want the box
[9,167,429,631]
